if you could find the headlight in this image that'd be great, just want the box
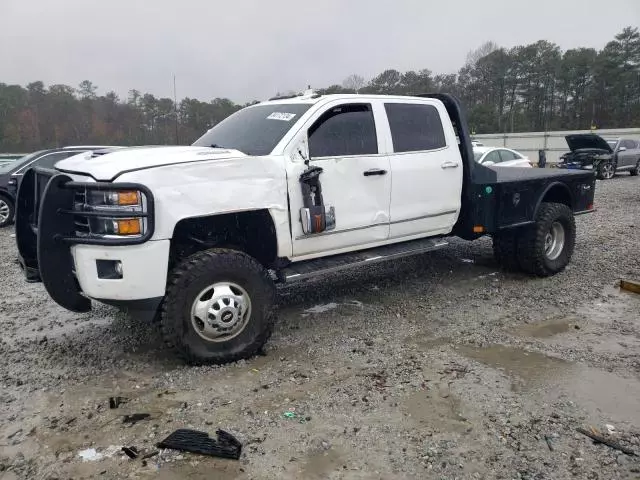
[74,188,148,237]
[86,190,142,208]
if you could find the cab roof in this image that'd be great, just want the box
[260,92,442,106]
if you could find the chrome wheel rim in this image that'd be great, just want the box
[544,221,565,261]
[0,200,10,223]
[602,164,614,179]
[190,282,252,342]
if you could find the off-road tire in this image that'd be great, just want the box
[160,248,276,365]
[630,161,640,176]
[596,161,615,180]
[517,202,575,277]
[492,231,521,271]
[0,194,15,228]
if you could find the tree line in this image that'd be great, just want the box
[1,26,638,152]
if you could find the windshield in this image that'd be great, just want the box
[473,151,484,161]
[0,150,45,174]
[192,103,312,156]
[606,140,618,148]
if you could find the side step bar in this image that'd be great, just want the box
[278,237,448,283]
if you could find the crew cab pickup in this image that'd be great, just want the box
[15,92,596,364]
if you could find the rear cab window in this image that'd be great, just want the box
[384,103,446,153]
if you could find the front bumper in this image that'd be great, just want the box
[15,167,163,313]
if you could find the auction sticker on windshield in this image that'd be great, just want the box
[267,112,297,121]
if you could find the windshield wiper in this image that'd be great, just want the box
[209,143,226,149]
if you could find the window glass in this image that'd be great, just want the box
[36,151,77,168]
[193,103,311,156]
[308,104,377,158]
[384,103,446,153]
[498,149,519,161]
[483,151,501,164]
[621,139,637,149]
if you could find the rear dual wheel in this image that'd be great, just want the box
[493,202,576,277]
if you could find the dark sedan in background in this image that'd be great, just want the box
[0,146,118,227]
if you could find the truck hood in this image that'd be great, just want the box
[565,134,613,153]
[56,146,248,181]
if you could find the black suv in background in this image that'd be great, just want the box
[0,146,118,227]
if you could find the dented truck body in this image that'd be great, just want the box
[16,92,596,364]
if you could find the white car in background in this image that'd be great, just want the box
[473,146,532,168]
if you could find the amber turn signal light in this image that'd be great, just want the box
[115,219,141,235]
[117,191,140,206]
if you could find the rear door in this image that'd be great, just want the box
[383,100,462,240]
[287,100,392,258]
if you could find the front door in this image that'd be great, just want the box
[617,140,639,169]
[287,101,391,259]
[383,100,463,240]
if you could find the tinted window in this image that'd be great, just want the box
[308,104,377,158]
[193,103,311,156]
[36,151,77,169]
[1,150,47,174]
[483,151,501,164]
[621,139,637,149]
[498,149,519,161]
[384,103,446,153]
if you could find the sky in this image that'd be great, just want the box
[1,0,639,103]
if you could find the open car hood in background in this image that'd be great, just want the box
[565,134,613,153]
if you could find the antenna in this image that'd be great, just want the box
[173,75,179,144]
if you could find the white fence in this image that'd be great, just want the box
[473,128,640,164]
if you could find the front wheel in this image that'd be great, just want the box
[517,202,576,277]
[597,161,615,180]
[160,249,276,365]
[0,196,14,228]
[630,161,640,176]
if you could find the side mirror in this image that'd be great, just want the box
[292,135,310,164]
[483,160,495,166]
[618,146,627,152]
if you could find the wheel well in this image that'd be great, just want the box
[0,190,14,204]
[540,184,572,210]
[170,210,278,268]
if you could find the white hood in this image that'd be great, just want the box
[56,146,247,181]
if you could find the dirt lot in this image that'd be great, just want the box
[1,175,639,480]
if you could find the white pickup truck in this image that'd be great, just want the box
[16,92,596,364]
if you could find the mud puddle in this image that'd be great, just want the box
[515,316,581,338]
[456,344,569,390]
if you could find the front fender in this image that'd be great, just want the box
[118,157,293,257]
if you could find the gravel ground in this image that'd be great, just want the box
[1,174,640,480]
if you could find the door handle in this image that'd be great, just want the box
[363,168,388,176]
[441,161,459,169]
